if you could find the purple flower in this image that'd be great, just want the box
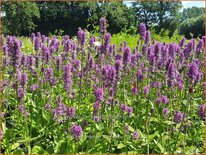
[139,23,146,40]
[44,68,54,82]
[143,85,150,95]
[187,61,202,83]
[45,103,51,110]
[167,62,177,79]
[104,33,111,47]
[77,29,86,46]
[100,17,107,34]
[179,37,186,47]
[162,108,169,116]
[123,47,131,65]
[162,95,169,104]
[34,37,41,51]
[18,104,24,112]
[31,33,35,43]
[145,30,150,43]
[90,36,96,46]
[136,69,144,82]
[94,87,104,101]
[174,111,183,123]
[30,84,38,91]
[198,104,205,119]
[50,78,57,86]
[102,65,116,85]
[17,87,24,98]
[132,131,140,140]
[93,116,100,122]
[42,46,50,64]
[71,124,83,139]
[169,43,176,59]
[115,60,123,72]
[127,106,133,117]
[109,88,114,98]
[63,64,73,92]
[120,104,128,112]
[125,124,129,133]
[67,107,76,118]
[132,87,138,95]
[93,101,100,114]
[20,73,28,87]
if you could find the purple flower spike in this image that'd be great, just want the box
[139,23,146,40]
[198,104,205,119]
[100,17,107,34]
[174,111,183,123]
[123,47,131,65]
[17,87,24,98]
[132,131,140,140]
[94,87,104,101]
[20,73,28,87]
[77,29,86,46]
[162,108,169,116]
[67,107,76,118]
[143,85,150,95]
[71,124,83,139]
[45,103,51,110]
[120,104,128,112]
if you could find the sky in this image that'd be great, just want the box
[182,1,205,8]
[124,1,205,10]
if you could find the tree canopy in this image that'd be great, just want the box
[2,2,40,36]
[2,1,204,39]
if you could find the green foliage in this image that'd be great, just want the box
[35,2,98,36]
[181,7,205,21]
[2,2,40,36]
[132,1,182,36]
[179,15,204,39]
[88,2,135,34]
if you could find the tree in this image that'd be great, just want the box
[34,2,99,36]
[2,2,40,36]
[88,2,135,34]
[181,7,205,21]
[180,15,204,39]
[132,1,182,36]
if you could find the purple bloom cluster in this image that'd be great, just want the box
[198,104,205,119]
[139,23,146,40]
[120,104,133,117]
[174,111,184,123]
[100,17,107,34]
[77,29,86,46]
[71,124,83,139]
[63,64,73,92]
[94,87,104,101]
[132,131,140,140]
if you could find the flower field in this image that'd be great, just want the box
[1,18,205,154]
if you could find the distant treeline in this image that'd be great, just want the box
[2,1,205,39]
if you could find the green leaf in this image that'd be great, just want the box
[148,131,159,142]
[11,143,20,150]
[164,120,174,125]
[31,145,48,154]
[54,140,67,154]
[95,124,101,131]
[12,149,24,154]
[102,135,111,143]
[154,139,165,153]
[117,143,126,149]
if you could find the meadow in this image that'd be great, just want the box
[1,18,205,154]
